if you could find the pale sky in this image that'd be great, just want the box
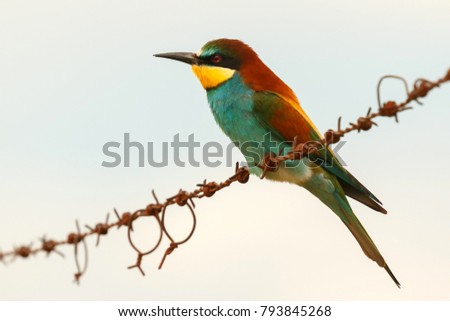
[0,0,449,300]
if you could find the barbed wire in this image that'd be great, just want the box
[0,163,250,283]
[0,69,448,283]
[256,69,450,178]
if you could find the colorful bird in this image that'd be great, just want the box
[155,39,400,287]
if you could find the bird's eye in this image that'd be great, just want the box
[211,54,222,64]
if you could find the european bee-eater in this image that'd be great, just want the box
[155,39,400,287]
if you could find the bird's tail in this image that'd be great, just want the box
[344,213,401,288]
[303,175,400,288]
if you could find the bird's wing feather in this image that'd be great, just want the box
[252,91,387,214]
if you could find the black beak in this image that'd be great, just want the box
[154,52,201,65]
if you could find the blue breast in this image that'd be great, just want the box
[206,73,289,168]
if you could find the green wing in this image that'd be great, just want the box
[252,91,387,214]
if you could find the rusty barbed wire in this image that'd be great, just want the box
[0,70,448,282]
[257,69,450,177]
[0,163,250,283]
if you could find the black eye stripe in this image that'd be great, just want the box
[199,54,241,70]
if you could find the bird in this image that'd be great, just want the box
[154,39,400,287]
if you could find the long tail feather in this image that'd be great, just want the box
[345,217,401,288]
[303,171,400,287]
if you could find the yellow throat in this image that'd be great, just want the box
[191,65,235,89]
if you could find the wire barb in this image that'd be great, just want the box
[73,221,88,284]
[85,213,110,246]
[40,236,64,258]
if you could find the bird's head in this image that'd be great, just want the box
[155,39,298,104]
[154,39,258,90]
